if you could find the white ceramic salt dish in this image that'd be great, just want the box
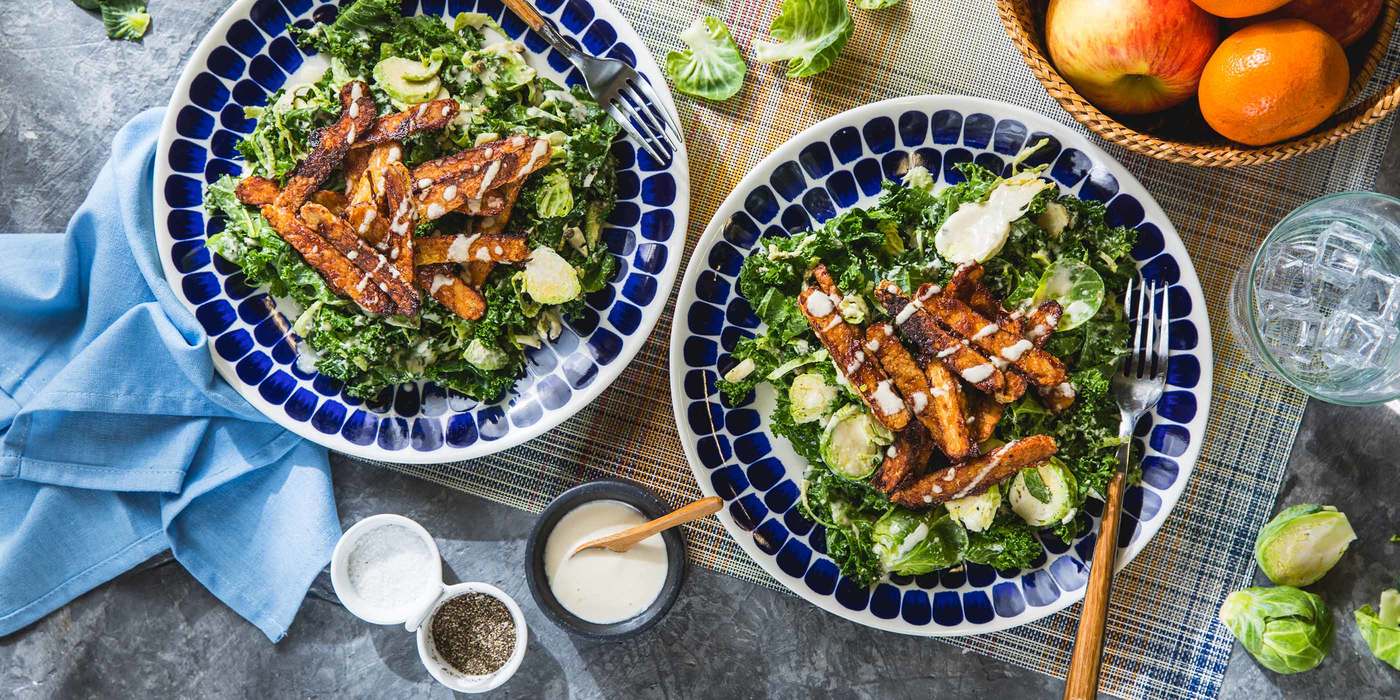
[330,515,529,693]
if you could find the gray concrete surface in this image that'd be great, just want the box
[2,2,1399,698]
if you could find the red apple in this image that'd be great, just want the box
[1045,0,1221,115]
[1247,0,1382,46]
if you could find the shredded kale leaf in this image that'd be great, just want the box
[964,516,1043,571]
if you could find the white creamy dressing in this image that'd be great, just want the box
[971,323,999,340]
[894,301,919,325]
[871,380,906,416]
[933,172,1052,264]
[910,391,929,414]
[543,500,668,624]
[1001,339,1034,361]
[844,350,866,376]
[805,290,836,318]
[936,345,960,359]
[429,274,455,295]
[447,233,479,262]
[961,364,995,384]
[476,160,503,198]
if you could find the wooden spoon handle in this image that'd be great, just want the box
[572,496,723,555]
[500,0,547,31]
[1063,470,1127,700]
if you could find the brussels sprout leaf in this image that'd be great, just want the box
[1021,466,1053,504]
[1356,590,1400,671]
[665,17,747,101]
[752,0,853,78]
[100,1,150,41]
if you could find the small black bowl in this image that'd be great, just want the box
[525,479,687,639]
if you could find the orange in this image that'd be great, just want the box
[1198,19,1349,146]
[1191,0,1290,18]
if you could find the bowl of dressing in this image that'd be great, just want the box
[525,480,688,639]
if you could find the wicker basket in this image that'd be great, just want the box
[997,0,1400,167]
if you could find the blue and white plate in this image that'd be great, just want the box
[669,96,1212,636]
[153,0,688,462]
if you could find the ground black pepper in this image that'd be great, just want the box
[431,593,516,676]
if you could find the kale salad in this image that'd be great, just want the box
[205,0,619,402]
[716,156,1138,585]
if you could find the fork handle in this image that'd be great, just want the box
[1063,463,1128,700]
[501,0,572,52]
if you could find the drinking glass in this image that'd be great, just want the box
[1229,192,1400,405]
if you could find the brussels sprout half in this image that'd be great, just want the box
[1254,504,1356,587]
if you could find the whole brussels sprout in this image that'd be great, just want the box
[1355,589,1400,671]
[1219,586,1333,675]
[1254,504,1355,587]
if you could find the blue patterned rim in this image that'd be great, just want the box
[668,96,1213,636]
[153,0,688,463]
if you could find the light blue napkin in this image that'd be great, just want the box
[0,109,340,642]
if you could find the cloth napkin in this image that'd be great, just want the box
[0,109,340,642]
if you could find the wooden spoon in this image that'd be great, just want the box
[569,496,723,556]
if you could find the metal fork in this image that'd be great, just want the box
[502,0,681,165]
[1064,275,1169,700]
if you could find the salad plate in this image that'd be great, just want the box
[153,0,687,462]
[669,95,1211,635]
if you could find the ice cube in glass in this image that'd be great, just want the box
[1323,312,1396,369]
[1315,222,1374,278]
[1253,255,1315,309]
[1343,268,1400,321]
[1260,313,1325,365]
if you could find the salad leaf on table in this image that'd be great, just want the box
[665,17,748,101]
[68,0,150,41]
[753,0,853,78]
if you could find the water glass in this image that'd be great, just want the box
[1229,192,1400,405]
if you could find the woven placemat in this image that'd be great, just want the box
[355,2,1400,698]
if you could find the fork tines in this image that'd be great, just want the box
[1122,275,1171,380]
[607,76,680,165]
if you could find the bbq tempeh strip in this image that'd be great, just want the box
[874,281,1026,404]
[947,264,1062,347]
[355,99,459,147]
[945,264,1074,411]
[866,323,974,461]
[300,202,419,316]
[414,233,530,266]
[890,435,1058,508]
[1023,301,1063,347]
[309,190,348,216]
[259,205,396,315]
[465,261,494,287]
[417,263,486,320]
[274,81,376,211]
[873,422,934,495]
[381,160,416,285]
[411,135,551,220]
[965,392,1005,444]
[476,183,524,235]
[923,290,1068,389]
[802,267,911,432]
[235,176,279,207]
